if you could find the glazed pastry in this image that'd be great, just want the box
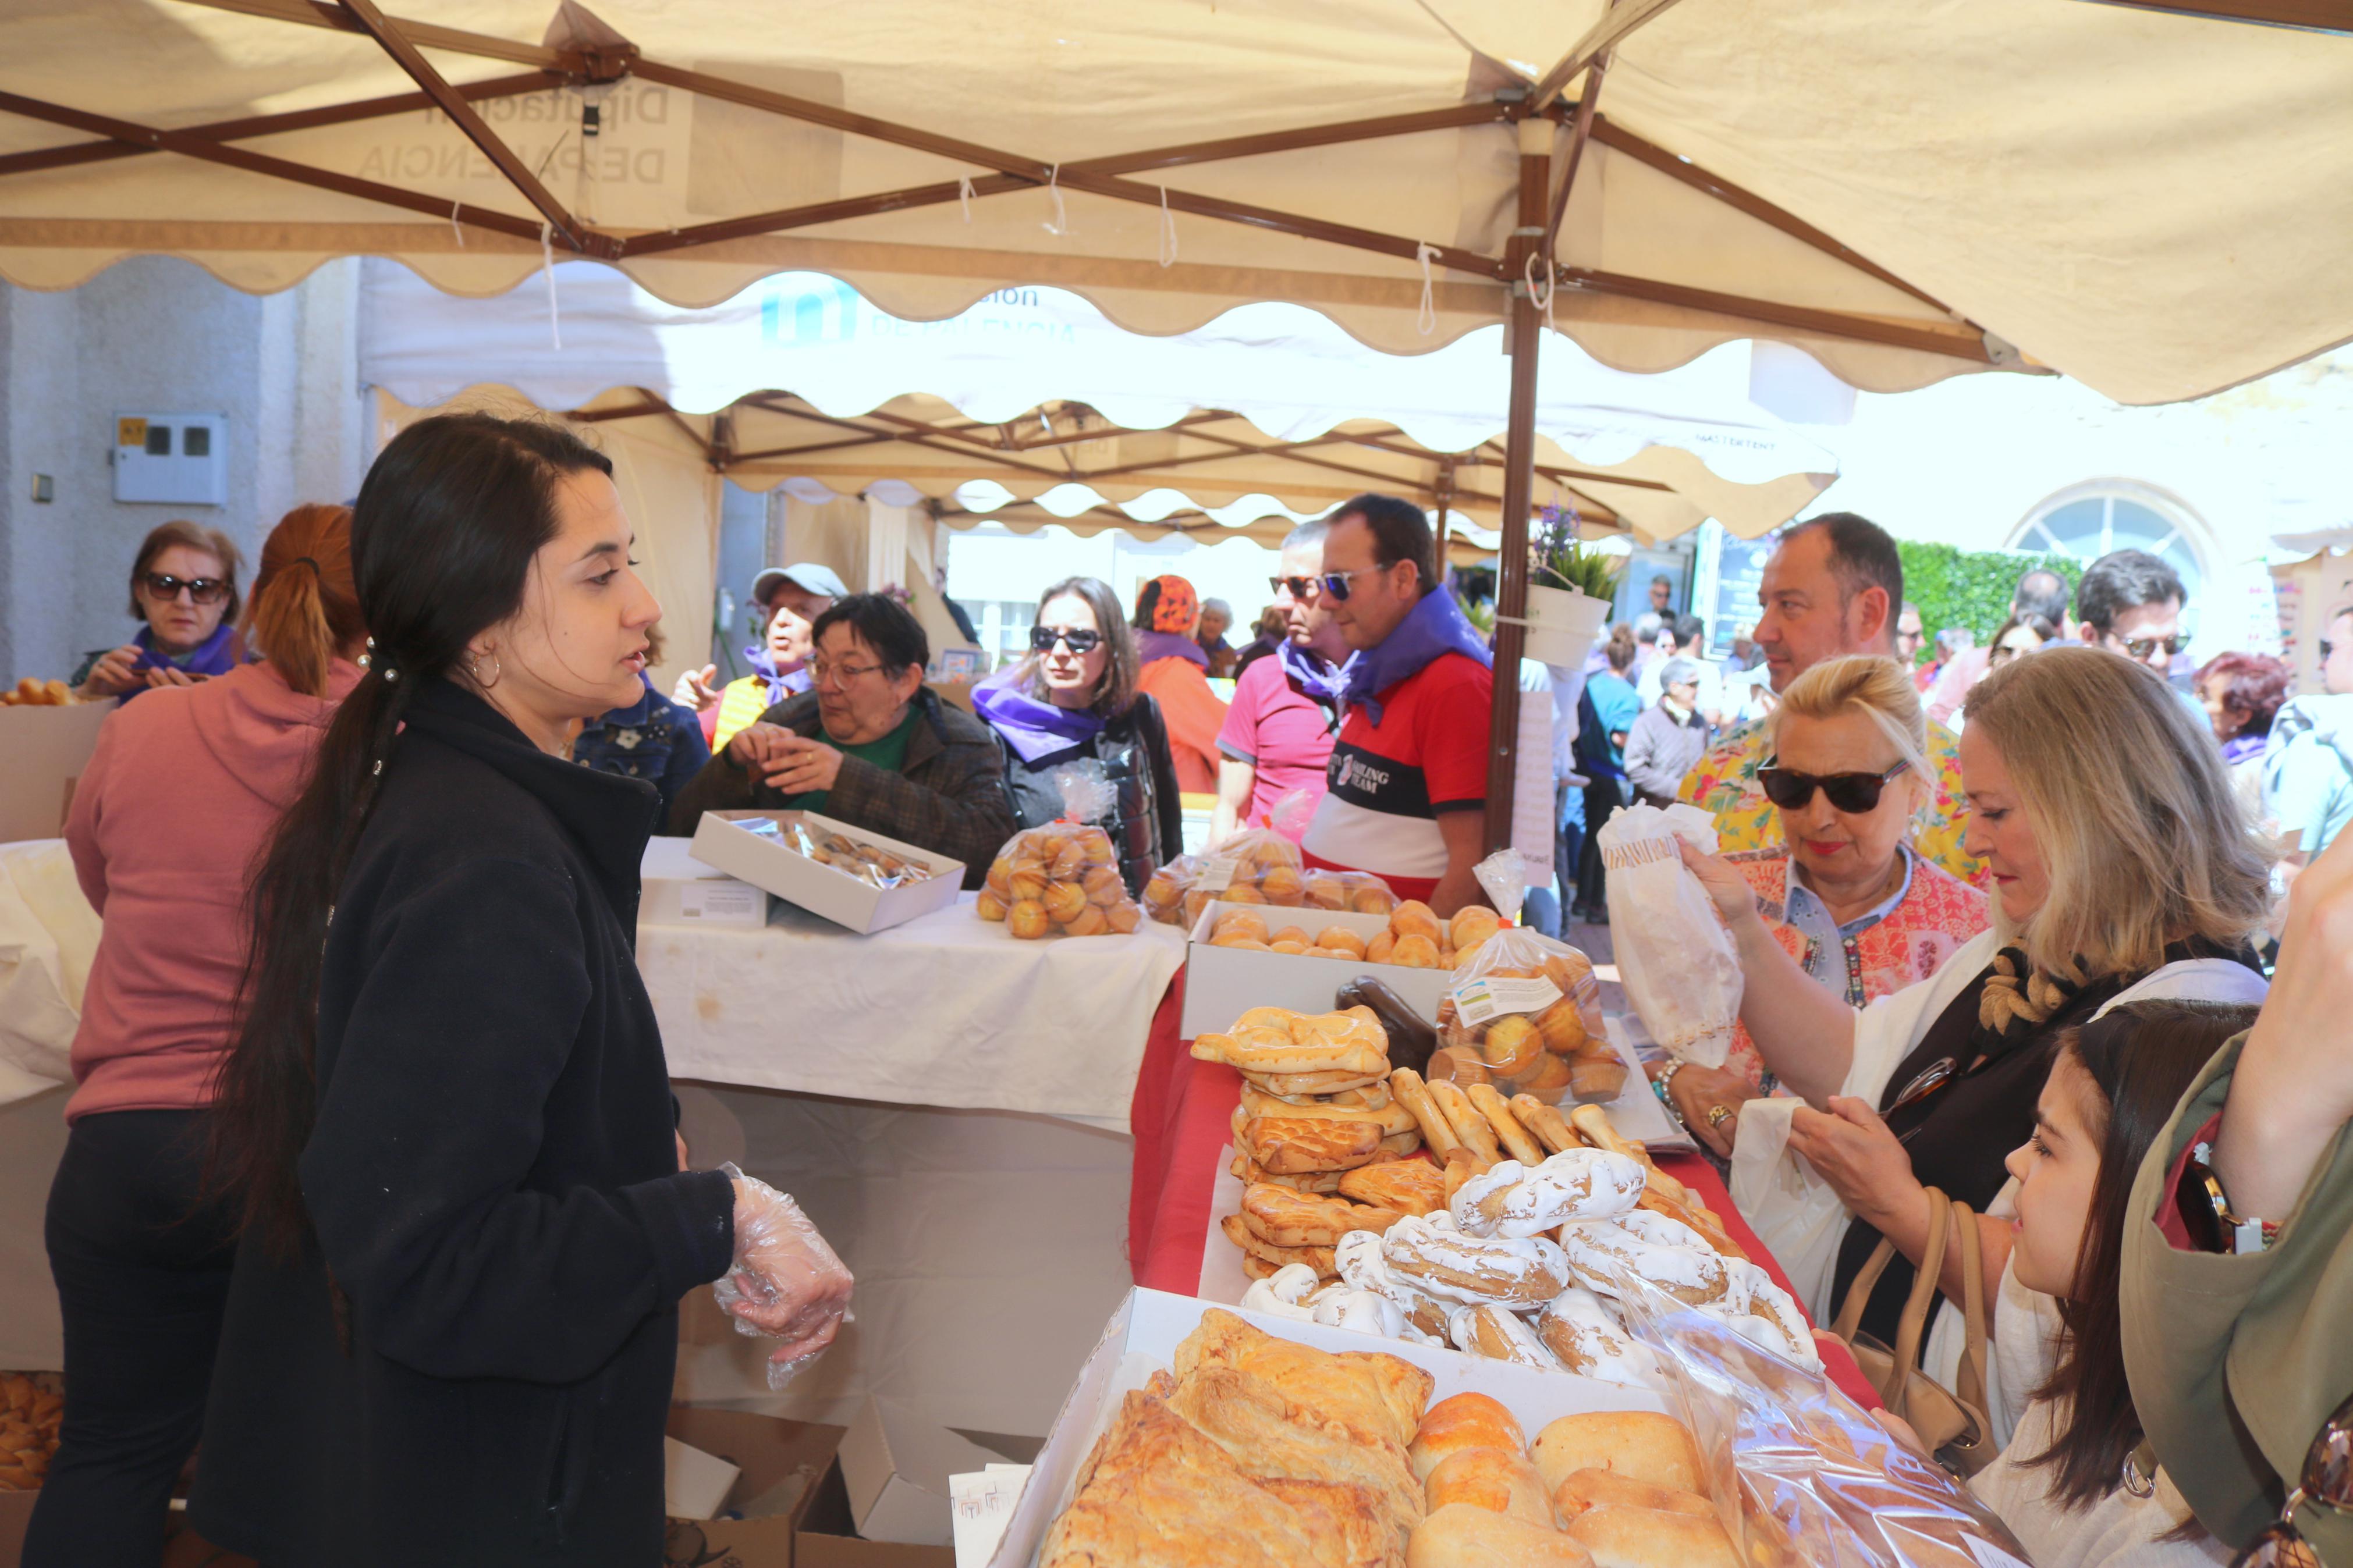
[1450,1148,1647,1239]
[1709,1261,1818,1367]
[1464,1082,1547,1166]
[1338,1157,1447,1217]
[1381,1213,1570,1307]
[1192,1007,1392,1079]
[1535,1288,1664,1389]
[1446,1303,1560,1371]
[1531,1411,1705,1496]
[1408,1392,1524,1482]
[1231,1150,1347,1194]
[1242,1115,1386,1175]
[1242,1182,1407,1247]
[1221,1212,1337,1277]
[1239,1085,1418,1139]
[1422,1441,1555,1526]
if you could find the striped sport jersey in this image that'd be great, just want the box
[1301,651,1493,899]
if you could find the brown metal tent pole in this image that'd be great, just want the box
[1481,120,1550,860]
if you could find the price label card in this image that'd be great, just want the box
[679,882,764,921]
[1449,973,1563,1027]
[1193,854,1240,893]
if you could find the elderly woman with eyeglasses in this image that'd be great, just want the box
[1676,647,2271,1377]
[972,576,1183,896]
[72,520,247,702]
[668,593,1013,887]
[1651,657,1991,1146]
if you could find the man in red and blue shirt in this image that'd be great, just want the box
[1299,493,1495,914]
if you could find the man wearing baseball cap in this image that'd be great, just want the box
[674,561,850,749]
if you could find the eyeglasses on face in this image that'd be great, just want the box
[1755,757,1910,814]
[1268,575,1321,602]
[807,660,885,687]
[140,572,228,606]
[2322,638,2337,662]
[2120,633,2188,660]
[1990,641,2038,666]
[2230,1388,2353,1568]
[1029,625,1103,655]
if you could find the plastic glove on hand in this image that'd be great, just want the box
[715,1164,854,1388]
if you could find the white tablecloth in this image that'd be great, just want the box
[638,873,1186,1133]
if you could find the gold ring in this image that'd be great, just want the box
[1706,1104,1734,1129]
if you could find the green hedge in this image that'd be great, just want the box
[1896,542,2080,664]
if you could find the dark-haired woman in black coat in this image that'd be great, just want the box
[193,415,851,1567]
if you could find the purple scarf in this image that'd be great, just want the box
[118,621,242,704]
[742,643,812,706]
[2221,732,2267,767]
[972,678,1105,763]
[1340,589,1492,724]
[1279,640,1351,706]
[1134,628,1209,670]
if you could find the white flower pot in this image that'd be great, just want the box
[1521,582,1610,668]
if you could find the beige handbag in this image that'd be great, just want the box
[1830,1185,1996,1476]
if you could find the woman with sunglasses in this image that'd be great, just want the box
[71,520,247,703]
[973,577,1183,896]
[1648,656,1989,1144]
[2119,823,2353,1568]
[1679,647,2269,1384]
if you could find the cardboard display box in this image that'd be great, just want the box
[982,1288,1666,1568]
[688,809,964,934]
[0,703,111,844]
[641,834,770,929]
[1179,898,1453,1039]
[660,1407,844,1568]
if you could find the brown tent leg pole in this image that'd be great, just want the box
[1482,120,1550,861]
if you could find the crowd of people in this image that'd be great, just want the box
[22,411,2353,1568]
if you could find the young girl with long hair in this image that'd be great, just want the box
[189,414,850,1566]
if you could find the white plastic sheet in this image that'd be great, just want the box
[1597,802,1744,1068]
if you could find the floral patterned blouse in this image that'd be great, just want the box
[1676,716,1985,888]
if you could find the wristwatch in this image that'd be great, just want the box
[2183,1140,2279,1255]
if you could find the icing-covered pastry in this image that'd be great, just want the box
[1707,1261,1819,1367]
[1535,1287,1665,1389]
[1380,1213,1570,1307]
[1446,1303,1560,1370]
[1333,1229,1450,1341]
[1241,1262,1325,1322]
[1307,1283,1407,1339]
[1557,1215,1741,1309]
[1449,1148,1646,1239]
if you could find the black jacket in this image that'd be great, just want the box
[190,680,737,1567]
[667,687,1016,889]
[988,694,1183,898]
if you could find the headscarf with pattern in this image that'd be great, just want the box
[1143,575,1198,634]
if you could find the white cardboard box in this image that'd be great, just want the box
[839,1394,1009,1547]
[1178,898,1452,1039]
[640,834,770,929]
[662,1434,744,1521]
[0,702,112,844]
[688,808,965,934]
[981,1288,1666,1568]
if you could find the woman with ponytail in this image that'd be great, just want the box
[187,414,850,1567]
[30,503,364,1567]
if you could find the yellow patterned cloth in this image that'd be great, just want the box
[1676,717,1986,888]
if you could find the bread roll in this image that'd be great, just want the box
[1549,1469,1716,1523]
[1447,906,1502,952]
[1409,1392,1526,1481]
[1272,925,1313,947]
[1391,899,1443,942]
[974,890,1008,920]
[1225,884,1270,905]
[1408,1503,1595,1568]
[1367,930,1398,964]
[1007,898,1051,939]
[1390,933,1442,968]
[1425,1445,1555,1527]
[1270,938,1309,954]
[1562,1505,1738,1568]
[1531,1412,1703,1498]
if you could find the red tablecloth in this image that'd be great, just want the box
[1126,976,1880,1410]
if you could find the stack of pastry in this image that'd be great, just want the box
[0,1373,61,1491]
[1145,833,1400,929]
[1404,1395,1740,1568]
[1041,1308,1435,1568]
[1196,1006,1439,1283]
[1359,901,1501,970]
[1426,938,1617,1106]
[977,822,1145,938]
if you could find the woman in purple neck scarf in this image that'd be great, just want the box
[1130,574,1229,795]
[73,520,249,703]
[974,577,1184,896]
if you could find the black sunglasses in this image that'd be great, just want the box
[1755,757,1910,813]
[140,572,229,606]
[2230,1388,2353,1568]
[1030,625,1103,655]
[1268,575,1320,600]
[1318,566,1393,603]
[2121,633,2188,660]
[2322,638,2336,663]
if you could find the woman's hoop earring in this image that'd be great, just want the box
[469,651,502,690]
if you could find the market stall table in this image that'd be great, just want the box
[1124,1003,1883,1410]
[636,839,1187,1438]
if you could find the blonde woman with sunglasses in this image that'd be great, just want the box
[1677,647,2270,1388]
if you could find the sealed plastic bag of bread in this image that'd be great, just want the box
[977,819,1144,938]
[1142,826,1307,927]
[1426,927,1612,1105]
[1596,802,1744,1067]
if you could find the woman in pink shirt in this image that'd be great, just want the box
[28,503,365,1567]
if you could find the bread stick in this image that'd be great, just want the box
[1426,1078,1503,1168]
[1465,1082,1545,1167]
[1389,1068,1464,1161]
[1441,1146,1483,1205]
[1568,1103,1645,1161]
[1510,1094,1581,1156]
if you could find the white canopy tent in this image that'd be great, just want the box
[9,0,2348,848]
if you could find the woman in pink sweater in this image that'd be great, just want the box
[29,503,364,1568]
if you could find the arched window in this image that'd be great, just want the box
[2010,483,2208,613]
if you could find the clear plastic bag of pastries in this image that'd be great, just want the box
[1141,827,1401,929]
[1423,927,1614,1105]
[976,821,1145,938]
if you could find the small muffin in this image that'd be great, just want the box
[1083,864,1126,905]
[1143,871,1183,909]
[1258,866,1306,906]
[986,857,1014,896]
[975,890,1009,921]
[1043,880,1089,923]
[1009,865,1050,902]
[1478,1016,1545,1078]
[1061,904,1110,937]
[1535,998,1589,1055]
[1007,899,1052,940]
[1105,901,1142,934]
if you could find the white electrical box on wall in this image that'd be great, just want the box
[112,413,226,505]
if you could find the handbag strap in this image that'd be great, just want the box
[1829,1227,1904,1343]
[1951,1199,1990,1411]
[1885,1187,1953,1413]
